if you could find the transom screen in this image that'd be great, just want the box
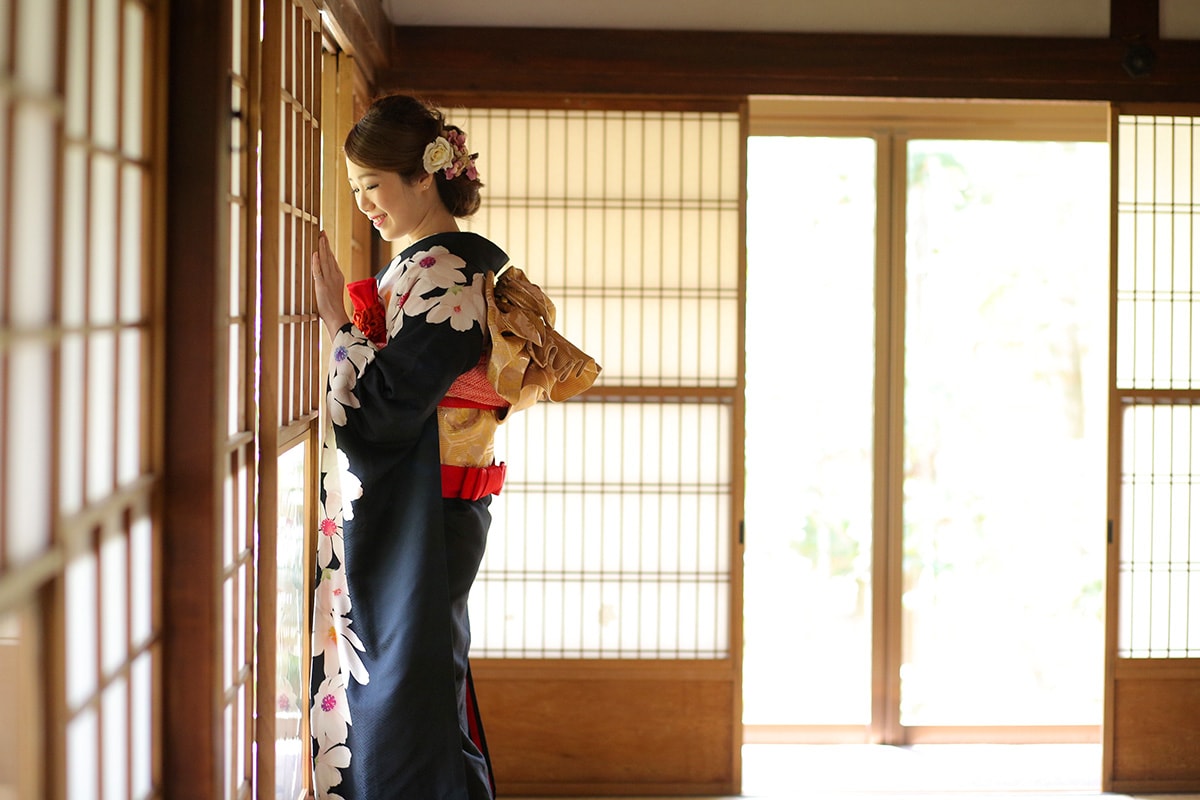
[1116,114,1200,658]
[1116,115,1200,390]
[454,107,742,659]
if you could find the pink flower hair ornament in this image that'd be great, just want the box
[422,130,480,182]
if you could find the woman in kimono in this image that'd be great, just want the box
[308,94,508,799]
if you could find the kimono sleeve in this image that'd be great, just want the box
[324,262,488,450]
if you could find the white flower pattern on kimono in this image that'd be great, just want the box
[312,326,381,794]
[406,246,469,289]
[385,286,412,339]
[320,427,341,464]
[329,447,362,521]
[330,337,374,381]
[312,591,369,685]
[316,500,344,569]
[327,370,359,427]
[407,272,487,332]
[316,565,352,616]
[385,246,475,338]
[326,329,376,427]
[314,742,351,795]
[311,673,352,747]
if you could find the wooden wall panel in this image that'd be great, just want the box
[474,663,736,796]
[1111,665,1200,790]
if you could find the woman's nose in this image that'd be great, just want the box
[356,193,374,213]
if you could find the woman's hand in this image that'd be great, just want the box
[312,230,351,337]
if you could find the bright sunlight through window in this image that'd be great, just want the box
[745,134,1108,729]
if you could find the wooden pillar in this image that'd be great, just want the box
[162,0,231,795]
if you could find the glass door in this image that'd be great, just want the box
[744,135,877,730]
[744,100,1110,743]
[901,138,1109,729]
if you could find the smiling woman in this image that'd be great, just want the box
[343,165,429,245]
[308,94,512,799]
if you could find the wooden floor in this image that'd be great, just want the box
[513,743,1200,799]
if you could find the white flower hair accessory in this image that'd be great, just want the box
[422,129,479,181]
[422,136,454,174]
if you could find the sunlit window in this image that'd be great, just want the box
[902,139,1108,725]
[744,136,877,725]
[744,131,1109,730]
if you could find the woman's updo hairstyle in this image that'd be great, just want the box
[343,94,482,218]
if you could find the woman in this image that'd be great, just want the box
[308,94,508,800]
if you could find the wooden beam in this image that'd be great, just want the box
[1111,0,1159,41]
[381,26,1200,103]
[320,0,391,86]
[163,0,230,795]
[1111,0,1160,79]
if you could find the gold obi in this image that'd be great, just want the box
[437,406,499,469]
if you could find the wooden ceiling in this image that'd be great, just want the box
[322,0,1200,105]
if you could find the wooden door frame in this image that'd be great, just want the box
[747,98,1109,747]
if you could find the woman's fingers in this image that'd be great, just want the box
[312,231,327,276]
[314,230,341,278]
[310,230,351,335]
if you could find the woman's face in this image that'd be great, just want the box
[345,158,437,242]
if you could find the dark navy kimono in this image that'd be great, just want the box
[310,232,508,799]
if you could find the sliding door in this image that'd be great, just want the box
[746,99,1110,746]
[448,101,747,796]
[0,0,165,794]
[1104,108,1200,793]
[259,0,323,796]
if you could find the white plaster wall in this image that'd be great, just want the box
[381,0,1111,37]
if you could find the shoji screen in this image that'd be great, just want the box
[456,107,742,660]
[220,0,259,794]
[0,0,163,796]
[1113,113,1200,658]
[261,0,322,795]
[450,103,745,796]
[1107,110,1200,792]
